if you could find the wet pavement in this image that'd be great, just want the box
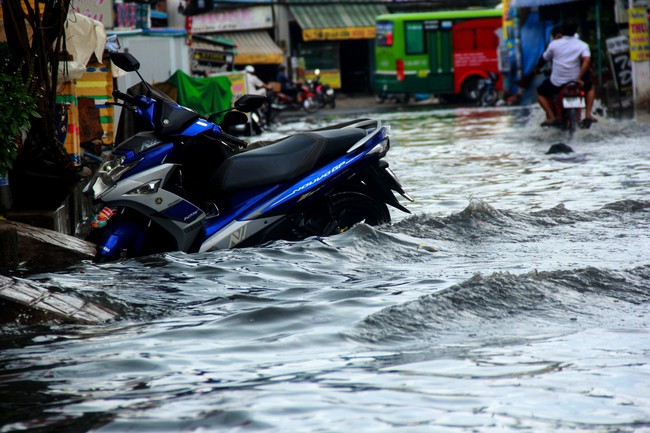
[278,92,441,120]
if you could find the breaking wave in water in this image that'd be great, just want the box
[354,264,650,345]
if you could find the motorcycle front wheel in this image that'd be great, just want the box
[89,213,176,262]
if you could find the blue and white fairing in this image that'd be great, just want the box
[198,123,390,252]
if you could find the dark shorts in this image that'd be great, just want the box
[537,71,593,97]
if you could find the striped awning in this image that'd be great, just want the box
[220,31,284,65]
[511,0,580,7]
[288,1,389,42]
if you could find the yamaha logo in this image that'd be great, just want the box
[155,197,163,205]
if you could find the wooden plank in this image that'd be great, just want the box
[0,219,96,271]
[0,275,117,324]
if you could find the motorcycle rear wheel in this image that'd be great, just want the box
[566,108,578,134]
[479,88,498,106]
[303,96,319,114]
[302,190,391,237]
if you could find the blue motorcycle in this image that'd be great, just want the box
[83,52,412,262]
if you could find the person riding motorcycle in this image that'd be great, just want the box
[535,21,596,128]
[243,65,273,128]
[276,65,298,102]
[244,65,270,97]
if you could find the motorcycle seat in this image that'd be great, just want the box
[212,128,367,193]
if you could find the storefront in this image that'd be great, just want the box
[286,0,388,93]
[186,4,283,75]
[189,34,236,73]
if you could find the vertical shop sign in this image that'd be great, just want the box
[628,7,650,61]
[607,35,632,94]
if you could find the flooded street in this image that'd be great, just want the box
[2,104,650,433]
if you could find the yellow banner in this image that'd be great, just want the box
[302,27,375,42]
[235,52,283,65]
[629,7,650,61]
[304,70,341,90]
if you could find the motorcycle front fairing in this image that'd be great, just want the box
[86,132,213,259]
[92,161,207,256]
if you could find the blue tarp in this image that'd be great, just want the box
[520,11,552,78]
[505,10,554,103]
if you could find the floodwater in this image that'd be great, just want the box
[2,104,650,433]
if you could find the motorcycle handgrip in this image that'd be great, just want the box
[112,89,137,106]
[220,131,249,149]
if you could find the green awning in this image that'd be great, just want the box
[288,1,388,41]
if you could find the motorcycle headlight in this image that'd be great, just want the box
[84,156,139,200]
[126,179,162,195]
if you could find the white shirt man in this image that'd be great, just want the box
[542,35,591,87]
[536,21,595,126]
[245,65,268,97]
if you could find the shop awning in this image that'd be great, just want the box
[288,1,388,42]
[511,0,580,6]
[220,31,284,65]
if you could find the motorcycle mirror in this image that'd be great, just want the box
[221,110,249,127]
[110,52,140,72]
[234,94,268,112]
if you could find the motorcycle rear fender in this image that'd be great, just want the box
[358,161,412,213]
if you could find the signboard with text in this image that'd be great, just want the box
[629,7,650,61]
[190,6,272,34]
[607,35,632,95]
[72,0,113,29]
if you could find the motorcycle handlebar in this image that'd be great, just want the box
[113,89,247,149]
[112,89,137,106]
[219,131,249,149]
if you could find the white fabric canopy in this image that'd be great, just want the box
[64,12,107,66]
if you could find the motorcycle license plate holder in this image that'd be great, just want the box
[563,96,585,109]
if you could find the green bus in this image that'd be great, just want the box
[375,9,503,102]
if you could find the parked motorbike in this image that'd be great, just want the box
[269,81,319,114]
[83,52,412,262]
[476,71,499,107]
[310,69,336,109]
